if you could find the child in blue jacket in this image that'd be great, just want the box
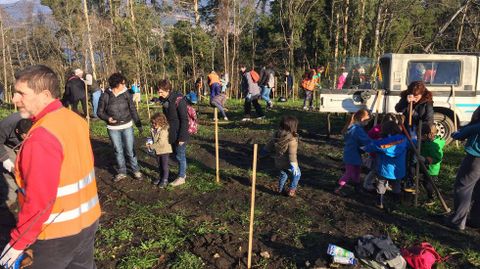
[364,120,409,209]
[335,109,371,195]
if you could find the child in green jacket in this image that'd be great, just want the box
[420,123,446,205]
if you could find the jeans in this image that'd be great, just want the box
[261,86,272,104]
[210,100,227,118]
[173,142,187,178]
[303,90,313,108]
[108,127,139,175]
[244,96,264,117]
[279,168,301,192]
[92,91,101,118]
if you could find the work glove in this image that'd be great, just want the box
[2,159,14,173]
[0,243,23,269]
[417,155,426,164]
[289,162,300,177]
[451,131,461,140]
[245,93,252,101]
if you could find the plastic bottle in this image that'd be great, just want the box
[327,244,355,258]
[332,255,357,265]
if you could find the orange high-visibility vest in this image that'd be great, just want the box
[207,72,221,86]
[15,107,100,240]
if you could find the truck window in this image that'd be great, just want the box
[407,61,461,86]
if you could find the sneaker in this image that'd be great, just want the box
[170,177,186,187]
[223,117,229,121]
[113,173,127,182]
[443,217,465,231]
[302,106,308,111]
[256,116,265,120]
[376,202,384,209]
[133,171,142,180]
[159,180,169,188]
[241,117,252,122]
[152,179,160,185]
[288,189,296,197]
[424,198,436,206]
[403,186,416,193]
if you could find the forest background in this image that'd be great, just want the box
[0,0,480,97]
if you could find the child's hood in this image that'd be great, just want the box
[273,130,296,155]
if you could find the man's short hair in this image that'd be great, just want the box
[15,65,60,98]
[157,79,172,92]
[108,73,126,89]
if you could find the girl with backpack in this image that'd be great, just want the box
[147,113,173,188]
[261,115,301,197]
[335,109,372,196]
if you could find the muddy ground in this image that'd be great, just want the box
[1,103,479,268]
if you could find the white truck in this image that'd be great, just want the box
[319,53,480,142]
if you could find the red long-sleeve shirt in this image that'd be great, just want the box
[10,100,64,250]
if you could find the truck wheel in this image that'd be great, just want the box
[434,112,454,144]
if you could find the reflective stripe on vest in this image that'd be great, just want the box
[57,169,95,197]
[44,195,99,224]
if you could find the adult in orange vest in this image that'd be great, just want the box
[0,65,101,269]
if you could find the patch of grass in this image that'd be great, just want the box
[170,251,204,269]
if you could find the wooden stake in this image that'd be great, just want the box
[146,87,152,120]
[408,100,413,127]
[247,144,258,269]
[84,83,90,126]
[415,120,422,207]
[451,85,459,148]
[215,108,220,183]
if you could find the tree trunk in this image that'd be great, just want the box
[193,0,200,26]
[342,0,350,61]
[372,0,383,60]
[0,14,7,91]
[357,0,366,56]
[82,0,97,80]
[456,1,469,51]
[190,33,196,83]
[333,12,340,88]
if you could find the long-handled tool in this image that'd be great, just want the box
[399,119,451,213]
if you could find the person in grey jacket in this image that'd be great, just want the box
[97,73,143,182]
[240,65,264,121]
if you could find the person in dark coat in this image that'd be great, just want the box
[0,109,32,208]
[285,71,293,98]
[395,81,434,128]
[157,79,190,187]
[62,68,87,117]
[97,73,143,182]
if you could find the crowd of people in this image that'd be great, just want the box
[0,63,479,268]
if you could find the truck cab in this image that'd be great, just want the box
[319,53,480,142]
